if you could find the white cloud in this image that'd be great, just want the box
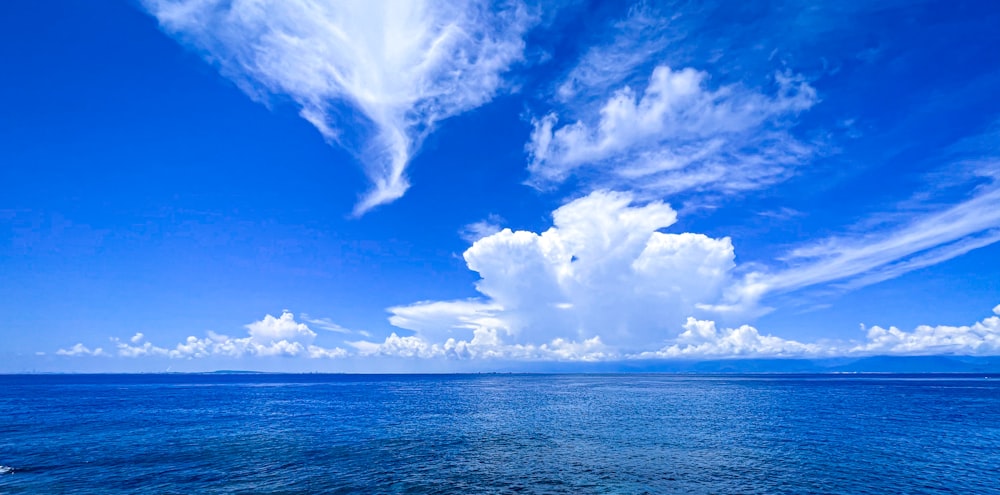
[55,304,1000,361]
[528,65,816,197]
[246,311,316,342]
[459,214,505,243]
[382,190,737,352]
[723,184,1000,309]
[55,343,106,357]
[555,4,681,102]
[143,0,533,214]
[851,305,1000,356]
[387,299,506,344]
[108,311,348,359]
[299,314,352,334]
[299,313,371,337]
[353,303,1000,360]
[634,317,823,359]
[307,345,350,359]
[348,329,611,362]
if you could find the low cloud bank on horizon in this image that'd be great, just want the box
[56,302,1000,362]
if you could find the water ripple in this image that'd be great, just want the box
[0,374,998,494]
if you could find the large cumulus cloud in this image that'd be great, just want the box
[381,190,738,351]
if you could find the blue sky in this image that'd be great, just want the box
[2,0,999,372]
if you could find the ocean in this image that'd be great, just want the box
[1,373,998,494]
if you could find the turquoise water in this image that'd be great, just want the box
[1,374,998,494]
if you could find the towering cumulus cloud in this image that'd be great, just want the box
[143,0,532,214]
[384,191,738,352]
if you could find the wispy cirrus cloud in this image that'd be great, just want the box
[528,65,817,199]
[143,0,534,214]
[554,3,683,104]
[299,313,371,337]
[721,176,1000,311]
[459,214,506,243]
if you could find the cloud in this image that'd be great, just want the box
[106,311,348,359]
[722,183,1000,310]
[634,317,823,359]
[55,343,107,357]
[298,314,350,334]
[348,329,611,362]
[555,3,682,103]
[459,214,505,243]
[143,0,533,214]
[634,303,1000,359]
[851,305,1000,356]
[246,311,316,342]
[387,299,506,344]
[374,187,1000,360]
[55,303,1000,361]
[528,65,816,198]
[378,190,738,352]
[353,303,1000,360]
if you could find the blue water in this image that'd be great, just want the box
[1,374,998,494]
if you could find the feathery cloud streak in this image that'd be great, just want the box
[528,65,816,198]
[143,0,532,214]
[724,180,1000,310]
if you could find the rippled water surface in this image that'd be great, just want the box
[1,374,999,494]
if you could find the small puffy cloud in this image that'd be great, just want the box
[307,345,350,359]
[635,317,823,359]
[108,311,347,359]
[641,304,1000,359]
[852,307,1000,356]
[246,311,316,343]
[55,343,106,357]
[348,329,611,362]
[528,65,816,198]
[143,0,534,214]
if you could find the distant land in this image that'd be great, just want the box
[6,356,1000,375]
[480,356,1000,374]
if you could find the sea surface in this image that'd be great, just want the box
[1,373,998,494]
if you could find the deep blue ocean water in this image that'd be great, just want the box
[1,373,998,494]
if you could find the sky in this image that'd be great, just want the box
[1,0,999,372]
